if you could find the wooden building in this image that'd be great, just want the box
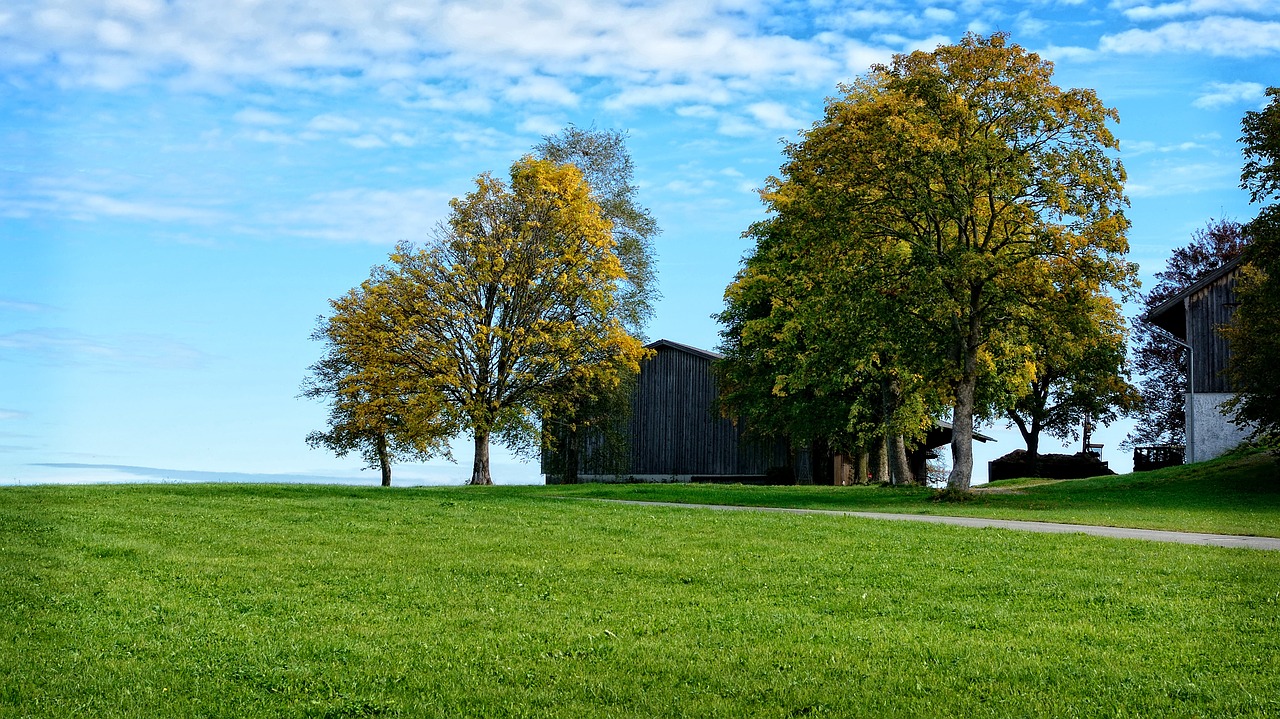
[543,339,994,484]
[543,339,792,483]
[1146,256,1251,461]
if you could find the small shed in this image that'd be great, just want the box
[1145,256,1251,461]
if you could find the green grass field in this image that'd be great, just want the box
[3,460,1279,717]
[534,450,1280,537]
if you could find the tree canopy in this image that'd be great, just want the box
[717,33,1135,489]
[310,156,648,485]
[1127,219,1249,448]
[1224,87,1280,439]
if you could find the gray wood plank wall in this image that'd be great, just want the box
[1187,269,1239,393]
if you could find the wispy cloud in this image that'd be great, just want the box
[0,328,209,370]
[273,187,454,243]
[1113,1,1278,22]
[0,298,56,313]
[1100,17,1280,56]
[0,409,28,421]
[1192,81,1267,109]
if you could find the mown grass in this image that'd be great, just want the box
[3,481,1279,717]
[531,450,1280,537]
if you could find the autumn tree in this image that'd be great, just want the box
[1006,271,1139,469]
[718,33,1134,490]
[1127,219,1249,446]
[302,286,454,486]
[1223,87,1280,438]
[345,157,648,485]
[533,127,660,482]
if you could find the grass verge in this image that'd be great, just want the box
[3,482,1279,717]
[528,450,1280,537]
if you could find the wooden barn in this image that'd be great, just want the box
[1145,256,1252,461]
[542,339,994,484]
[543,339,793,483]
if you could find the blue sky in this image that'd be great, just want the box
[1,0,1275,485]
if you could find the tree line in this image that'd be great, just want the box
[303,34,1277,486]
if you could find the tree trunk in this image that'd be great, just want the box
[876,435,890,484]
[947,370,979,491]
[858,452,870,485]
[891,434,913,485]
[1025,429,1041,478]
[470,431,493,485]
[376,432,392,487]
[946,291,982,491]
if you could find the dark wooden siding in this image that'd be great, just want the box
[1187,268,1239,393]
[556,342,790,477]
[627,345,788,475]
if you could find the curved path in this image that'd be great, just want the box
[583,498,1280,551]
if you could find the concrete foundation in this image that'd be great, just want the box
[1186,392,1253,462]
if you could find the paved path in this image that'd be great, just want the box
[583,499,1280,551]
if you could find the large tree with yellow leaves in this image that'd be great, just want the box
[718,33,1135,490]
[319,157,648,485]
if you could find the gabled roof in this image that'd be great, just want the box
[645,338,723,361]
[1144,256,1244,340]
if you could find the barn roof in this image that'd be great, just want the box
[1144,255,1243,340]
[645,338,723,361]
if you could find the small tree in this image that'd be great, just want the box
[302,287,454,486]
[1006,274,1139,469]
[348,157,648,485]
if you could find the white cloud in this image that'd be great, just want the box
[306,114,363,133]
[1101,17,1280,56]
[0,409,29,421]
[1115,1,1278,22]
[746,101,807,131]
[504,76,579,107]
[0,0,843,106]
[233,108,290,126]
[0,299,55,313]
[515,115,567,137]
[1192,81,1266,109]
[344,134,388,149]
[274,187,454,243]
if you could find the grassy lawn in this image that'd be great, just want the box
[530,450,1280,538]
[3,481,1279,717]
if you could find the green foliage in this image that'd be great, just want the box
[4,481,1279,717]
[1128,219,1249,447]
[319,157,648,485]
[1006,277,1139,459]
[718,33,1134,490]
[1224,87,1280,439]
[301,289,455,486]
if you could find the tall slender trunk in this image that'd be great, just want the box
[858,452,870,485]
[891,434,913,485]
[470,431,492,485]
[376,432,392,487]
